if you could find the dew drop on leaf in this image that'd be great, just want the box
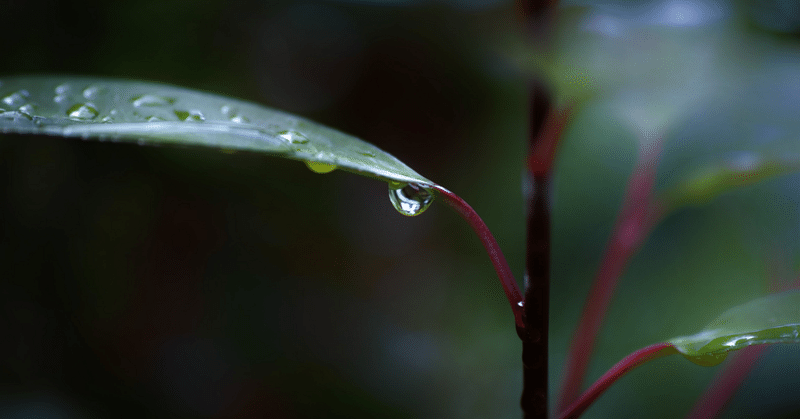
[67,103,99,120]
[174,109,205,122]
[278,130,309,144]
[388,183,434,216]
[681,352,728,367]
[305,161,337,174]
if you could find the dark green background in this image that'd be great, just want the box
[2,0,800,418]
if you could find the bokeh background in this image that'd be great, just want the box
[2,0,800,418]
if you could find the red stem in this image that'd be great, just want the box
[557,140,663,411]
[433,185,525,330]
[558,342,679,419]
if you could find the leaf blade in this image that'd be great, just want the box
[0,76,433,186]
[669,290,800,366]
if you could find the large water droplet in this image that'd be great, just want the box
[67,103,99,120]
[305,161,337,174]
[388,183,434,216]
[2,90,29,107]
[131,94,175,107]
[681,352,728,367]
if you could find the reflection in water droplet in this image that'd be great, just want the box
[174,110,205,122]
[83,85,103,100]
[388,183,434,216]
[278,130,309,144]
[55,83,71,95]
[67,103,99,120]
[305,161,337,174]
[131,94,176,107]
[2,90,29,107]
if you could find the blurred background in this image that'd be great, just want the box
[1,0,800,418]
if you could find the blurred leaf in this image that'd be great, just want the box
[663,152,800,209]
[670,290,800,367]
[0,76,432,186]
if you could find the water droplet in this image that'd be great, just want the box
[517,301,524,307]
[67,103,99,120]
[2,90,29,107]
[0,110,34,122]
[147,116,166,122]
[55,83,71,95]
[230,115,249,123]
[388,183,434,216]
[131,94,175,107]
[358,150,376,158]
[220,105,233,115]
[54,95,69,104]
[82,85,103,100]
[278,130,309,144]
[305,161,337,174]
[174,110,205,122]
[681,352,728,367]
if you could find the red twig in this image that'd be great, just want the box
[558,342,679,419]
[557,140,664,411]
[433,185,525,330]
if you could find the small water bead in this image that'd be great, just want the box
[174,110,205,122]
[388,183,434,216]
[67,103,99,120]
[230,114,249,123]
[54,95,69,104]
[278,130,309,144]
[131,94,175,107]
[305,161,337,174]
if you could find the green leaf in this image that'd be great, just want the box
[663,152,800,209]
[0,76,433,187]
[669,290,800,366]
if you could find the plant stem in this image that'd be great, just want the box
[433,185,525,329]
[558,342,678,419]
[557,141,662,411]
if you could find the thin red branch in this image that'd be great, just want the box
[557,140,663,411]
[558,342,679,419]
[433,185,525,330]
